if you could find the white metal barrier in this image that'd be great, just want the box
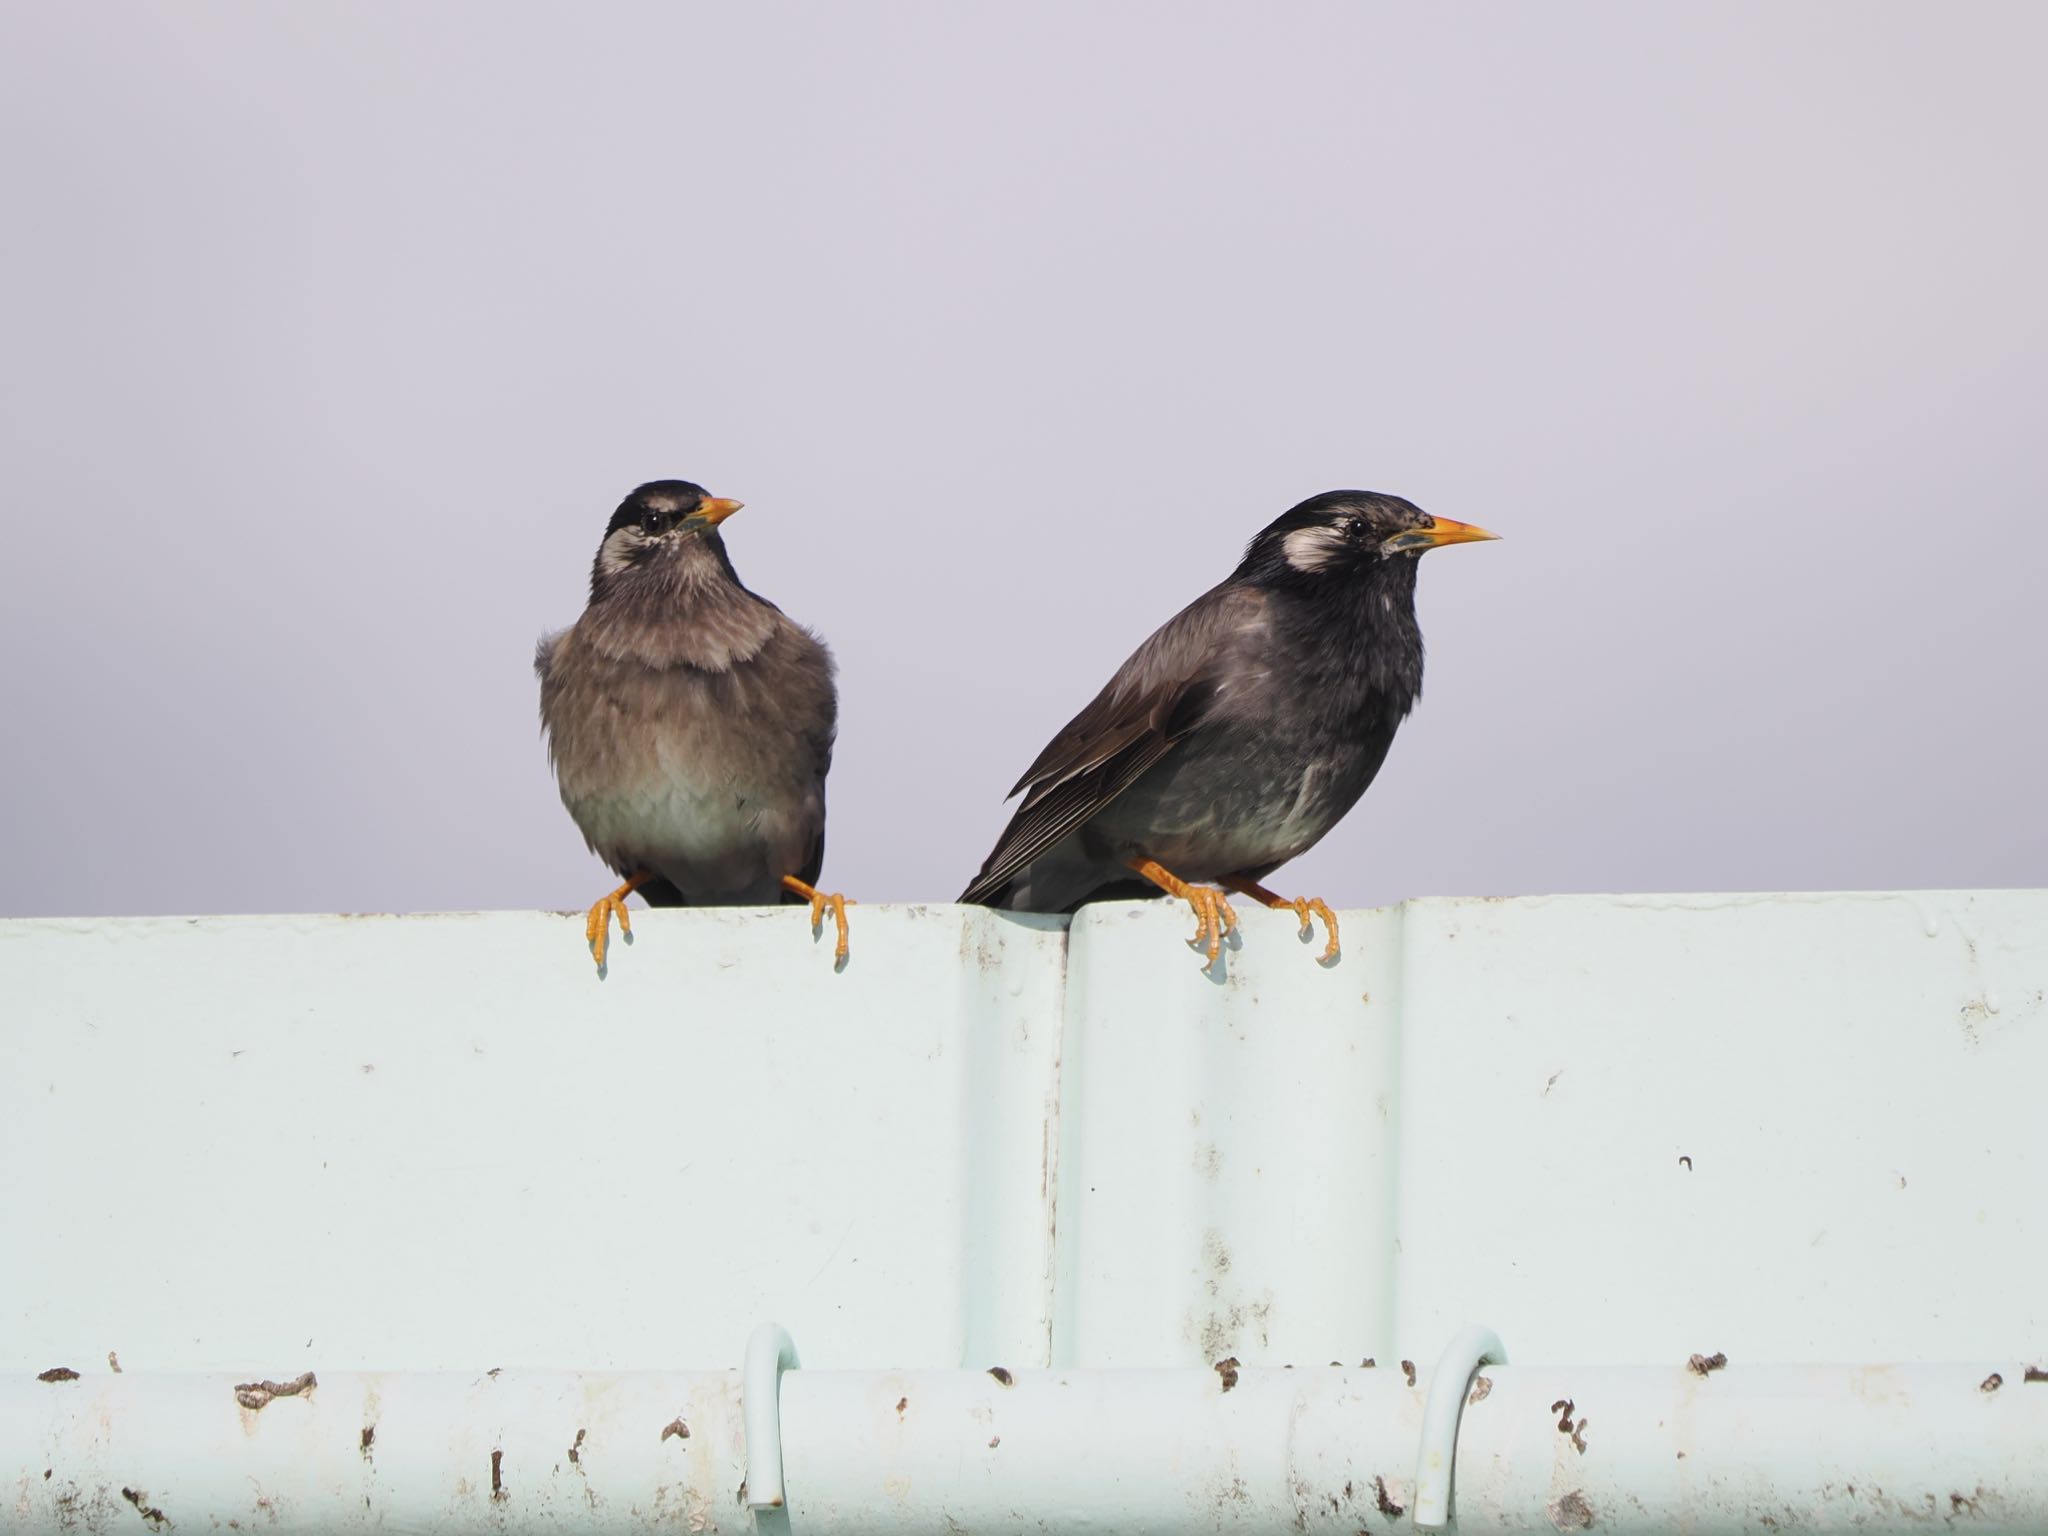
[8,1338,2047,1533]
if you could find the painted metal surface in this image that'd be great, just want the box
[8,1361,2047,1533]
[4,891,2047,1533]
[1052,890,2048,1368]
[0,906,1068,1373]
[1385,891,2048,1364]
[3,1367,747,1533]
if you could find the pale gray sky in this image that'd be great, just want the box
[1,3,2042,919]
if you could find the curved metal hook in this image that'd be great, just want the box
[743,1322,801,1510]
[1413,1324,1508,1530]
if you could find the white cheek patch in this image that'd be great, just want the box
[596,528,644,579]
[1282,525,1346,573]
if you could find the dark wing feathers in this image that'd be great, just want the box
[960,585,1263,903]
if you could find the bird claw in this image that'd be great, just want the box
[1285,896,1340,962]
[810,890,854,964]
[1185,887,1239,966]
[783,876,854,963]
[585,892,633,970]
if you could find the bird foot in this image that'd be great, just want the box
[782,875,854,963]
[1185,886,1239,965]
[585,870,654,971]
[1127,857,1237,966]
[1285,896,1340,961]
[1223,879,1340,962]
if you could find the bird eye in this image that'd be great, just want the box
[643,510,671,535]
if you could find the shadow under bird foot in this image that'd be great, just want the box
[782,875,854,964]
[1223,878,1340,962]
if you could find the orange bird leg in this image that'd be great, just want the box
[1220,876,1340,962]
[1127,857,1239,965]
[586,870,655,969]
[782,875,855,963]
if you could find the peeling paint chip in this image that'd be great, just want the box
[1468,1375,1493,1404]
[234,1372,316,1410]
[988,1366,1014,1387]
[1372,1476,1405,1519]
[1400,1360,1417,1388]
[1687,1351,1728,1376]
[1980,1373,2003,1393]
[1214,1357,1241,1392]
[660,1417,691,1443]
[122,1487,171,1529]
[1548,1489,1595,1530]
[36,1367,80,1383]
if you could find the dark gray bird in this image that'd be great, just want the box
[537,480,849,970]
[959,491,1496,963]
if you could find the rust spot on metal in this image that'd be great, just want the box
[1214,1356,1241,1392]
[1678,1155,1692,1171]
[1548,1488,1595,1529]
[2025,1365,2048,1383]
[988,1435,1000,1448]
[988,1366,1014,1386]
[234,1372,316,1410]
[660,1417,690,1443]
[1400,1360,1416,1387]
[569,1428,586,1465]
[1688,1351,1728,1376]
[1548,1397,1590,1453]
[487,1367,502,1378]
[1952,1491,1980,1517]
[1980,1373,2003,1393]
[122,1487,171,1529]
[1372,1476,1405,1518]
[490,1448,506,1500]
[108,1351,123,1373]
[360,1425,375,1458]
[1359,1357,1376,1369]
[895,1396,908,1417]
[1469,1375,1493,1404]
[37,1367,80,1382]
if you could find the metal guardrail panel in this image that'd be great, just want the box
[3,891,2044,1378]
[0,907,1068,1373]
[1388,891,2048,1363]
